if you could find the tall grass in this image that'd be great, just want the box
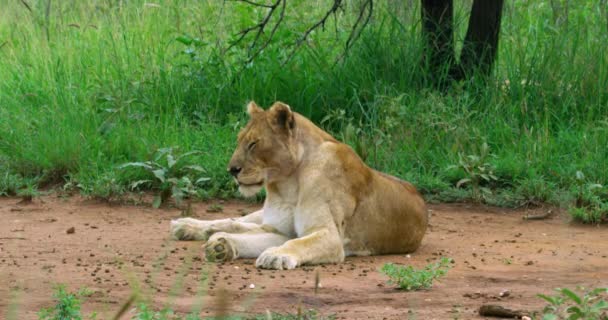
[0,0,606,210]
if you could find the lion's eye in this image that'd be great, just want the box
[247,141,257,151]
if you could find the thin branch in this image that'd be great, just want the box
[282,0,344,65]
[344,0,373,55]
[225,0,283,59]
[19,0,32,12]
[226,0,374,67]
[230,0,275,9]
[247,0,286,63]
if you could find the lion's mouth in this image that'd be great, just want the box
[238,181,264,187]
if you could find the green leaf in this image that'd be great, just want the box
[456,178,471,188]
[565,306,582,318]
[175,35,193,45]
[167,154,176,169]
[196,177,211,184]
[118,162,153,170]
[183,165,206,172]
[155,147,173,161]
[591,300,608,311]
[588,183,604,190]
[152,195,162,209]
[152,169,166,183]
[576,170,585,181]
[177,151,203,160]
[130,180,151,190]
[560,288,582,305]
[542,313,558,320]
[538,294,558,305]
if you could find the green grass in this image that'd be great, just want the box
[380,257,452,291]
[34,285,332,320]
[0,1,606,215]
[37,285,96,320]
[538,287,608,320]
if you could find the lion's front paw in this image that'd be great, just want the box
[204,236,237,262]
[170,218,216,241]
[255,248,298,270]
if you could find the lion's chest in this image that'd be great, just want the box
[262,202,296,238]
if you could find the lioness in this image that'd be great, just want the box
[170,101,427,270]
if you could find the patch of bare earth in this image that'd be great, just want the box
[1,196,607,319]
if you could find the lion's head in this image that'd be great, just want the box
[227,101,298,197]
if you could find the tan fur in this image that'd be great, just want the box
[170,101,428,269]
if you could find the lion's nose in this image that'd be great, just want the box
[228,166,242,177]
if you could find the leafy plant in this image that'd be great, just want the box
[131,303,333,320]
[320,99,399,166]
[569,171,607,224]
[448,142,498,202]
[38,285,96,320]
[133,303,177,320]
[380,257,452,291]
[119,148,210,208]
[537,287,608,320]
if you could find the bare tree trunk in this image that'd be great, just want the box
[421,0,455,83]
[455,0,504,80]
[421,0,504,83]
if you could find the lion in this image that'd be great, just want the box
[170,101,427,270]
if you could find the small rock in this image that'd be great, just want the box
[66,227,75,234]
[249,284,255,289]
[499,289,510,297]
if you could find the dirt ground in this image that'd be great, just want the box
[1,196,607,320]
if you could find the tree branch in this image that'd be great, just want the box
[226,0,374,66]
[226,0,284,63]
[19,0,32,12]
[343,0,373,59]
[282,0,345,65]
[229,0,275,9]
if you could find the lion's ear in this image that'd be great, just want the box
[246,101,263,116]
[268,101,295,132]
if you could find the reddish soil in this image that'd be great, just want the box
[1,196,607,319]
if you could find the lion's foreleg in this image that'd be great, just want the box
[204,231,290,262]
[255,228,344,269]
[170,210,264,241]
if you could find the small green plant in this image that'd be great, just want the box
[537,287,608,320]
[380,257,452,291]
[206,203,224,213]
[133,303,177,320]
[16,183,41,203]
[568,171,607,224]
[131,303,332,320]
[119,147,210,208]
[38,285,96,320]
[0,171,28,196]
[448,142,498,202]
